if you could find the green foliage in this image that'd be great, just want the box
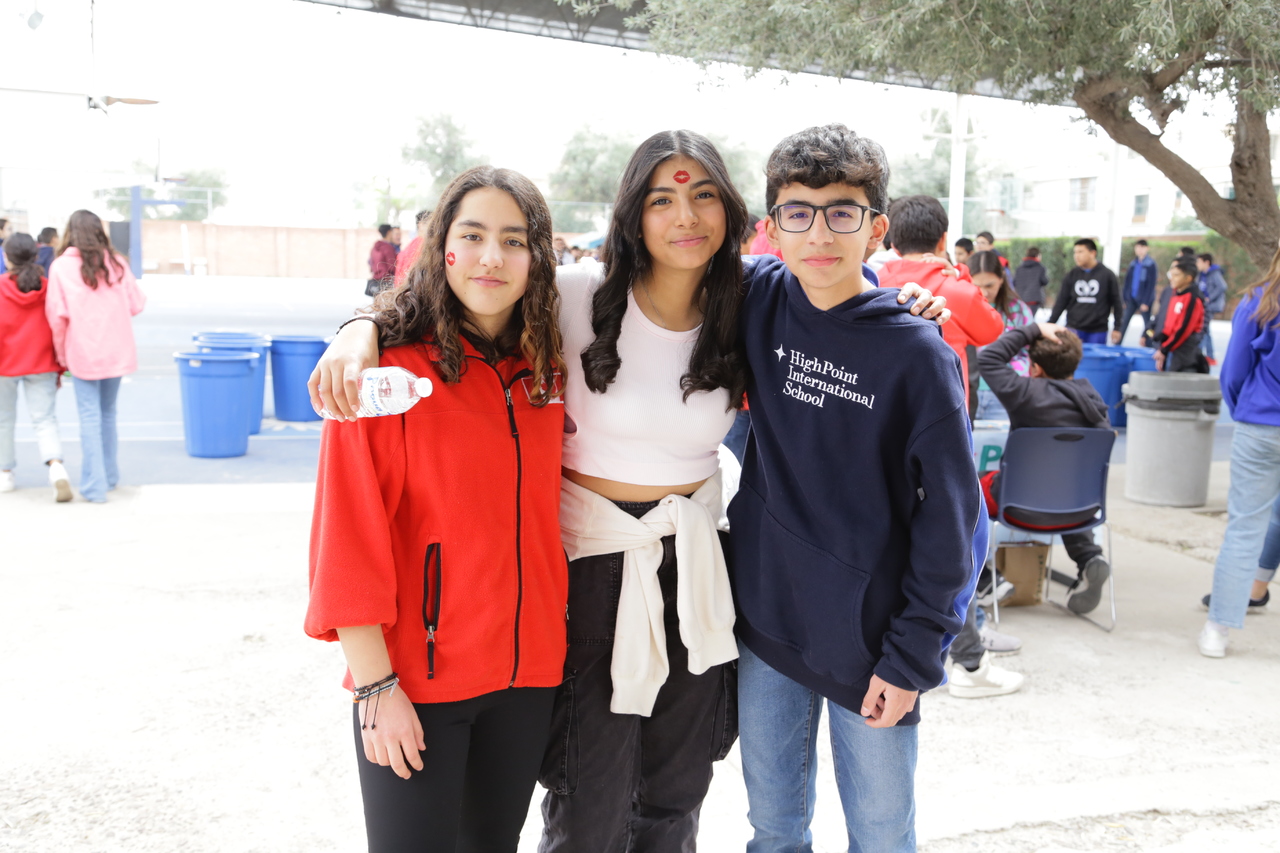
[403,114,489,202]
[622,0,1280,112]
[101,168,229,222]
[706,134,767,218]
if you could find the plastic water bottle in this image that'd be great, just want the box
[319,366,433,419]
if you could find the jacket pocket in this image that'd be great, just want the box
[738,507,874,683]
[421,542,442,679]
[538,667,579,795]
[709,660,738,763]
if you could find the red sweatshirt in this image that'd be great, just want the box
[1156,285,1205,356]
[0,272,61,376]
[877,258,1004,390]
[394,236,423,285]
[306,338,569,703]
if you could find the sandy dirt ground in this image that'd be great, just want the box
[3,462,1278,852]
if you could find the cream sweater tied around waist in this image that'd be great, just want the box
[559,461,740,717]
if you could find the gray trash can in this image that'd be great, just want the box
[1121,372,1222,507]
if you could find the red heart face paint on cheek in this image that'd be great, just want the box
[445,252,456,266]
[673,170,691,184]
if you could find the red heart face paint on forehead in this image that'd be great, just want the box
[673,170,691,184]
[445,252,456,266]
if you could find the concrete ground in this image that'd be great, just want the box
[2,279,1276,852]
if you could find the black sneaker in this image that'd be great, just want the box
[976,567,1015,607]
[1200,588,1270,614]
[1067,557,1110,614]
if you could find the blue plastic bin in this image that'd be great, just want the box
[174,351,260,458]
[269,335,327,422]
[1075,349,1127,423]
[1113,347,1159,427]
[194,334,271,434]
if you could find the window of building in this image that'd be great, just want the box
[1132,194,1149,223]
[1069,177,1096,211]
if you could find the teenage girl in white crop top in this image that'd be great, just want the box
[310,131,942,851]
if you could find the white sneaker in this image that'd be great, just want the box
[0,470,14,492]
[1198,622,1228,658]
[979,623,1023,656]
[948,652,1025,698]
[47,461,72,503]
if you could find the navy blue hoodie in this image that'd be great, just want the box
[730,255,985,725]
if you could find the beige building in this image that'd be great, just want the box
[141,220,383,278]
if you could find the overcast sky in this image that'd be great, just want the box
[0,0,1237,230]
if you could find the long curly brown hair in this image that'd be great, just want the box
[58,210,125,290]
[370,166,565,406]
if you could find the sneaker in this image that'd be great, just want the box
[1067,557,1110,614]
[979,623,1023,655]
[1197,622,1228,658]
[47,461,72,503]
[1201,589,1269,614]
[976,567,1015,607]
[948,652,1025,698]
[0,470,14,493]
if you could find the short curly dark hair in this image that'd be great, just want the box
[765,124,889,215]
[1029,328,1083,379]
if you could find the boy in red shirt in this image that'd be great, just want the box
[877,195,1004,391]
[1151,257,1208,373]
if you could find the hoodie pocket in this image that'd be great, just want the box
[421,542,442,679]
[742,509,874,683]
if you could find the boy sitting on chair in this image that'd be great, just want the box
[976,323,1113,614]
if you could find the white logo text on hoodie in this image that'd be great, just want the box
[776,346,874,410]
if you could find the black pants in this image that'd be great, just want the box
[539,500,737,853]
[1121,295,1152,344]
[354,687,555,853]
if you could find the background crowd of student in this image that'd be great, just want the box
[0,212,145,503]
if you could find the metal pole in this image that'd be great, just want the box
[129,185,143,279]
[947,92,969,246]
[1102,138,1124,271]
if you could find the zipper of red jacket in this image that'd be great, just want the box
[471,357,534,688]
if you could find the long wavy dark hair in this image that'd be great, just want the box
[2,233,44,293]
[369,166,565,406]
[581,130,749,408]
[58,210,125,290]
[967,250,1019,316]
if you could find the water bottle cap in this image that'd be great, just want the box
[413,377,434,398]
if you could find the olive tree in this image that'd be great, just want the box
[590,0,1280,269]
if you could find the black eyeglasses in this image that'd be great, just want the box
[769,202,880,234]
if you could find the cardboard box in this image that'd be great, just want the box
[995,542,1049,606]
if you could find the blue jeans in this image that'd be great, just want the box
[0,372,63,470]
[723,409,752,465]
[1254,494,1280,583]
[974,388,1008,422]
[1210,422,1280,628]
[738,642,917,853]
[1070,329,1109,345]
[72,377,122,502]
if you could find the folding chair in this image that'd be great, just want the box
[994,427,1117,632]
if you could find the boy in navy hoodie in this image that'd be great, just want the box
[730,125,984,852]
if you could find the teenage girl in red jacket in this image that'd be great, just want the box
[306,166,568,852]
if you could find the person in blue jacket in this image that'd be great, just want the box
[1195,253,1228,363]
[1200,243,1280,658]
[1120,239,1158,344]
[730,124,985,853]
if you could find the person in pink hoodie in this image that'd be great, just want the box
[45,210,146,503]
[0,232,72,501]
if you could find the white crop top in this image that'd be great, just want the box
[557,264,736,486]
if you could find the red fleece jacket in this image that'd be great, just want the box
[0,272,61,376]
[306,338,568,703]
[877,258,1004,390]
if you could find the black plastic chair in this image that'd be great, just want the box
[995,427,1117,631]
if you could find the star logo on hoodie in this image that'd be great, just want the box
[775,345,787,361]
